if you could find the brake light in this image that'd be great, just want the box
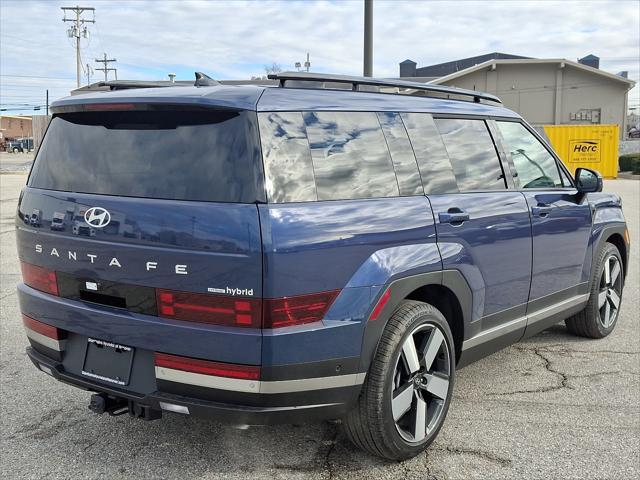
[85,103,135,111]
[263,290,340,328]
[156,289,261,328]
[154,352,260,380]
[369,288,391,321]
[22,314,63,339]
[20,262,58,296]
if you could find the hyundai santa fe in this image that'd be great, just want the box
[16,72,629,460]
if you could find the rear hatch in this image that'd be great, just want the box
[17,106,265,364]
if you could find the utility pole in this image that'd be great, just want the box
[363,0,373,77]
[95,53,117,81]
[61,6,95,88]
[85,63,93,85]
[46,90,49,116]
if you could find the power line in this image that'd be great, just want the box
[61,6,95,88]
[0,74,76,80]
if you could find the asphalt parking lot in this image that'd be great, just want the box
[1,172,638,479]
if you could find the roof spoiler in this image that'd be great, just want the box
[93,72,220,91]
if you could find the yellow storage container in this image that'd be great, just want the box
[542,125,619,179]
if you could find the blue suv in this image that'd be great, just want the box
[16,72,629,460]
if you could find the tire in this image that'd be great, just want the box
[565,242,624,338]
[12,147,19,153]
[343,300,455,460]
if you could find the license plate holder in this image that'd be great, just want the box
[82,338,135,386]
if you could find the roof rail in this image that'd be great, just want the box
[267,71,502,105]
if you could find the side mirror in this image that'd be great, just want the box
[575,167,603,193]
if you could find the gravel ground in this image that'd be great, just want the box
[1,173,638,479]
[0,152,34,173]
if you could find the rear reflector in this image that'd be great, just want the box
[22,314,63,339]
[263,290,340,328]
[369,288,391,321]
[20,261,59,296]
[154,352,260,380]
[156,289,261,328]
[159,402,189,415]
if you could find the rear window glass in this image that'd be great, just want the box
[302,111,399,201]
[29,110,264,203]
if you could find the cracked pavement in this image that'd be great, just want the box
[1,173,638,479]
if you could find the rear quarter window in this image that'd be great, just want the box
[258,112,316,203]
[29,110,264,203]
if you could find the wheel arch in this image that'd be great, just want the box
[592,223,629,281]
[357,270,472,373]
[405,284,465,364]
[605,232,627,279]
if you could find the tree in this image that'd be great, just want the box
[264,62,282,76]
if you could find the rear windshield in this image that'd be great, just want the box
[29,110,264,203]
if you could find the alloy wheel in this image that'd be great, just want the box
[598,254,623,329]
[391,323,451,443]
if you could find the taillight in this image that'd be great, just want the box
[156,289,261,328]
[369,288,391,321]
[262,290,340,328]
[22,314,63,339]
[20,262,59,296]
[154,352,260,380]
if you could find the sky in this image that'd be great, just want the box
[1,0,639,116]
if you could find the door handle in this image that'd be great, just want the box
[531,204,553,217]
[439,208,470,224]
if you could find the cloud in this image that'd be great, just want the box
[1,0,638,113]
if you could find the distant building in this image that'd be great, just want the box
[0,115,32,142]
[400,52,530,80]
[400,54,636,139]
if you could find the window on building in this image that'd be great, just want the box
[434,118,506,191]
[258,112,316,203]
[303,111,399,201]
[400,113,458,194]
[377,112,423,196]
[496,121,562,189]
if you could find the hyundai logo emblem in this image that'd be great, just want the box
[84,207,111,228]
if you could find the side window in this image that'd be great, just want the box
[377,112,423,196]
[302,111,399,201]
[434,118,506,191]
[496,121,563,189]
[258,112,316,203]
[401,113,458,194]
[558,161,574,187]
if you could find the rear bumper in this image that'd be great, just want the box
[27,346,361,425]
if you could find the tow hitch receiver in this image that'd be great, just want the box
[88,393,161,420]
[89,393,128,416]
